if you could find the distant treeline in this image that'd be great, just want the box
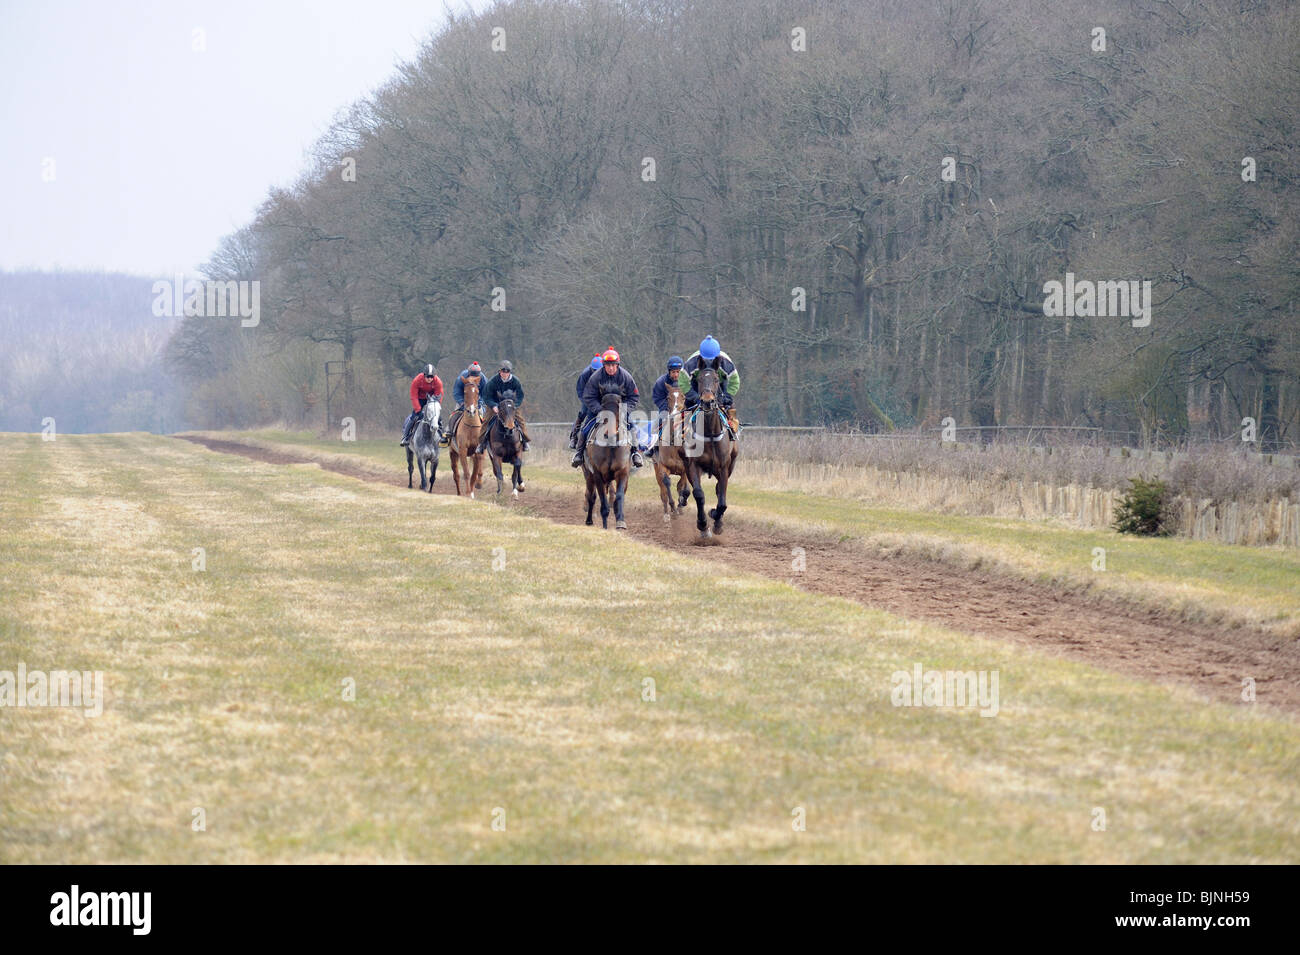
[0,271,185,434]
[167,0,1298,447]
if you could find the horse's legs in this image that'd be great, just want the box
[417,454,427,491]
[491,451,504,495]
[407,449,414,489]
[511,461,521,496]
[585,477,597,525]
[450,450,462,495]
[430,452,437,486]
[689,467,708,535]
[658,469,671,517]
[597,479,610,529]
[709,471,728,533]
[615,474,628,530]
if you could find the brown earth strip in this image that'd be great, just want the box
[177,435,1300,715]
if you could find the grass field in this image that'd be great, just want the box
[2,431,1299,863]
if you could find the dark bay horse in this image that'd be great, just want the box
[684,367,738,538]
[448,378,487,498]
[582,392,632,529]
[653,379,690,519]
[484,396,526,497]
[406,397,441,492]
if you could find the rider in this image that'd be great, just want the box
[573,348,644,469]
[569,355,603,449]
[683,335,740,434]
[399,364,444,447]
[447,361,490,442]
[476,360,532,454]
[649,355,685,456]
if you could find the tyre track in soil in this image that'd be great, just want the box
[177,435,1300,715]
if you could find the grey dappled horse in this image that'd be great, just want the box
[406,398,441,492]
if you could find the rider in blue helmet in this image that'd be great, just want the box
[569,354,605,449]
[649,355,687,457]
[682,335,740,434]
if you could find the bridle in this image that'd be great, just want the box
[693,374,728,443]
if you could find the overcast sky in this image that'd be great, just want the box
[0,0,489,277]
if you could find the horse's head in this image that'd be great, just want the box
[667,380,683,413]
[422,399,441,424]
[697,367,721,407]
[498,396,516,430]
[464,378,481,419]
[597,391,624,443]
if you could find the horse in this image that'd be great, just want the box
[653,379,691,519]
[406,398,442,492]
[447,378,487,498]
[582,392,633,529]
[683,367,738,539]
[483,396,526,497]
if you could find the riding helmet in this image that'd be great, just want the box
[425,363,436,378]
[590,355,602,370]
[667,355,683,370]
[602,348,621,364]
[699,336,721,361]
[499,360,513,372]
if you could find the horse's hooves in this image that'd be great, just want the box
[469,491,475,500]
[586,518,594,525]
[512,488,519,498]
[517,483,525,492]
[662,512,671,523]
[616,520,627,530]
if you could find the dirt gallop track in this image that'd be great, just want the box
[178,435,1300,715]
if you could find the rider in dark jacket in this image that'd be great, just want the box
[476,360,531,453]
[651,355,685,413]
[569,355,603,448]
[574,349,643,469]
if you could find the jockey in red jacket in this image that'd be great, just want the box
[399,364,444,447]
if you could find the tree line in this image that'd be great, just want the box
[166,0,1300,448]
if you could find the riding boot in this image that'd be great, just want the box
[571,432,585,467]
[399,412,418,447]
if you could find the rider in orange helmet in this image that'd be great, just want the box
[573,348,643,469]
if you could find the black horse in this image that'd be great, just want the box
[406,398,441,492]
[683,367,737,538]
[582,392,633,529]
[483,396,526,497]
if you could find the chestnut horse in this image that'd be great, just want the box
[653,379,691,518]
[448,378,487,498]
